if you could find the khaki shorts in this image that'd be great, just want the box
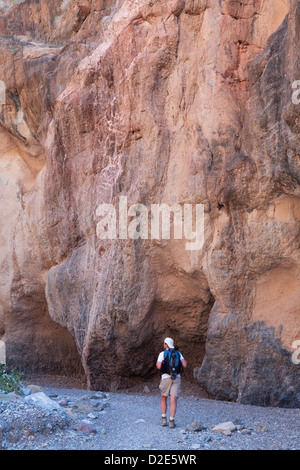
[159,376,181,397]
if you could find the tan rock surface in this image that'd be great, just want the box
[0,0,299,406]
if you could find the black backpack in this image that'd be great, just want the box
[161,349,183,379]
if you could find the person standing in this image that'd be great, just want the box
[156,337,187,428]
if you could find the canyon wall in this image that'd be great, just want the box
[0,0,300,406]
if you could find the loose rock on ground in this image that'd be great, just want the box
[0,380,300,450]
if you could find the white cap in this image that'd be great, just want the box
[164,337,174,349]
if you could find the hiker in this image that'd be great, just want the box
[156,337,187,428]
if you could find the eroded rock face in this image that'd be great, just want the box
[0,0,299,406]
[196,1,300,407]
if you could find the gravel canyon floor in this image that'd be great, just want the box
[2,376,300,451]
[1,0,300,410]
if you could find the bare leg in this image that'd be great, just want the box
[170,395,177,419]
[161,395,167,415]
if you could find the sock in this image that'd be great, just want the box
[162,414,166,418]
[170,417,174,421]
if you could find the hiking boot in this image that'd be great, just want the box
[169,419,176,428]
[161,416,168,427]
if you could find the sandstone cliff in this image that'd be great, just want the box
[0,0,299,407]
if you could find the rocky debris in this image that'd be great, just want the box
[71,394,110,415]
[77,420,97,434]
[26,385,43,394]
[24,392,62,411]
[212,421,237,436]
[254,422,268,433]
[240,429,252,435]
[58,397,69,407]
[0,396,72,448]
[0,392,21,403]
[185,422,204,433]
[0,383,299,450]
[0,384,112,448]
[184,418,256,441]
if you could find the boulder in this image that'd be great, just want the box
[212,422,237,434]
[24,392,62,412]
